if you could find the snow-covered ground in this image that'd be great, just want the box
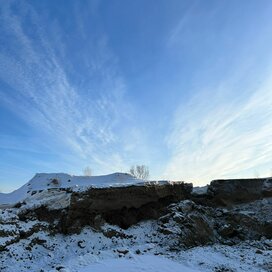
[1,215,271,272]
[77,255,200,272]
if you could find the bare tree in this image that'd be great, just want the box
[129,165,149,180]
[83,166,92,176]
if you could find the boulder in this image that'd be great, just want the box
[207,178,270,206]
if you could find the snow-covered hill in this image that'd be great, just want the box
[0,173,149,207]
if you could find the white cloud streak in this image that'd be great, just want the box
[164,75,272,185]
[0,1,140,174]
[167,1,198,46]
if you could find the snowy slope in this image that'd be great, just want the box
[0,172,177,207]
[0,173,147,207]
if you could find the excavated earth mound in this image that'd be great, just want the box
[18,182,193,233]
[0,174,272,253]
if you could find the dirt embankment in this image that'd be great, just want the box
[18,178,272,234]
[192,177,272,206]
[18,182,192,233]
[1,178,272,252]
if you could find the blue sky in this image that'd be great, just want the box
[1,0,272,191]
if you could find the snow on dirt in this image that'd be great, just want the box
[0,218,271,272]
[0,173,170,208]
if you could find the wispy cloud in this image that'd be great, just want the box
[164,73,272,184]
[0,1,142,174]
[163,0,272,184]
[167,1,198,46]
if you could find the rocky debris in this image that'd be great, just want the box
[102,227,133,239]
[213,265,235,272]
[157,198,272,248]
[158,200,216,248]
[0,220,48,252]
[217,224,237,238]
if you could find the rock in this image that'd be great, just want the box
[162,202,217,247]
[30,238,47,246]
[262,178,272,197]
[177,200,195,213]
[158,227,174,235]
[172,213,185,224]
[159,214,171,224]
[77,240,86,249]
[102,228,132,239]
[181,212,216,247]
[218,224,237,238]
[207,178,266,206]
[116,249,129,255]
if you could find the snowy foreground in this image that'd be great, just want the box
[1,216,271,272]
[0,173,272,271]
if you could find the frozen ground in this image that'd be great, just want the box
[77,255,200,272]
[1,217,271,272]
[1,174,271,271]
